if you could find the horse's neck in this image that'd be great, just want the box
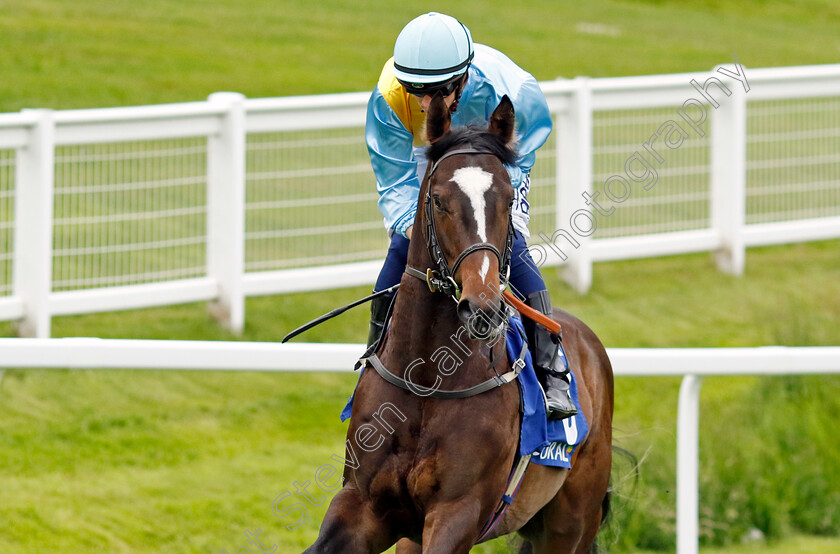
[389,278,459,348]
[381,235,499,386]
[388,235,461,357]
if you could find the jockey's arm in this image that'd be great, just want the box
[366,86,422,238]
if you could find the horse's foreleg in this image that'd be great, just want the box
[533,439,612,554]
[419,499,485,554]
[303,486,395,554]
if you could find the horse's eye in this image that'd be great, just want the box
[433,195,443,210]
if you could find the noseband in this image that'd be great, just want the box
[409,148,514,299]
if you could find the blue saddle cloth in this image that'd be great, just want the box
[340,315,587,469]
[506,315,588,469]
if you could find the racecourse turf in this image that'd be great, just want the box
[2,240,838,553]
[1,0,840,552]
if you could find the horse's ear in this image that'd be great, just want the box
[425,93,450,144]
[489,95,515,144]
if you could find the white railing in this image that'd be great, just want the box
[1,338,838,553]
[1,63,840,336]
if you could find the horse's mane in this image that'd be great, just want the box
[426,126,518,167]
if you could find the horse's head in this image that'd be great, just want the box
[422,94,518,340]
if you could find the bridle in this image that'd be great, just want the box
[406,147,514,300]
[359,147,528,400]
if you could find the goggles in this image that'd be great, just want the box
[399,76,463,98]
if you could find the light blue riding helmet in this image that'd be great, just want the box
[393,12,474,91]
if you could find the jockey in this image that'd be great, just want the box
[365,12,576,420]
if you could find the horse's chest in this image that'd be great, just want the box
[404,412,517,502]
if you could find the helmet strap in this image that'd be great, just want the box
[449,73,469,113]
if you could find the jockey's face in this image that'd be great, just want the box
[416,89,458,112]
[408,74,466,112]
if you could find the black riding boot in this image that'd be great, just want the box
[525,290,577,420]
[366,290,395,349]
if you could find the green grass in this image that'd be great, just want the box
[2,0,840,111]
[2,0,840,551]
[2,240,839,552]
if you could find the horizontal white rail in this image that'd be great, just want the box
[242,261,382,296]
[1,339,837,374]
[53,101,227,144]
[0,112,40,149]
[0,338,362,372]
[581,64,840,107]
[0,337,835,378]
[743,216,840,247]
[0,297,24,321]
[591,229,722,262]
[49,278,220,317]
[244,91,370,132]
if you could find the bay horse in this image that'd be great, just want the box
[303,95,613,553]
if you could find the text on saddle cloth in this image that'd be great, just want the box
[506,315,588,468]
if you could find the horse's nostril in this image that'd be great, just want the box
[457,300,470,320]
[470,313,492,338]
[458,299,499,339]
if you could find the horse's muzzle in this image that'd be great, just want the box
[457,298,506,341]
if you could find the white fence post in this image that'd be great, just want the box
[557,77,593,293]
[710,75,747,275]
[676,374,703,554]
[13,109,55,338]
[207,92,246,334]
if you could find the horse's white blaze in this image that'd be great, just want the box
[479,253,490,283]
[450,166,493,242]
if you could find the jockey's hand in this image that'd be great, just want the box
[406,225,413,240]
